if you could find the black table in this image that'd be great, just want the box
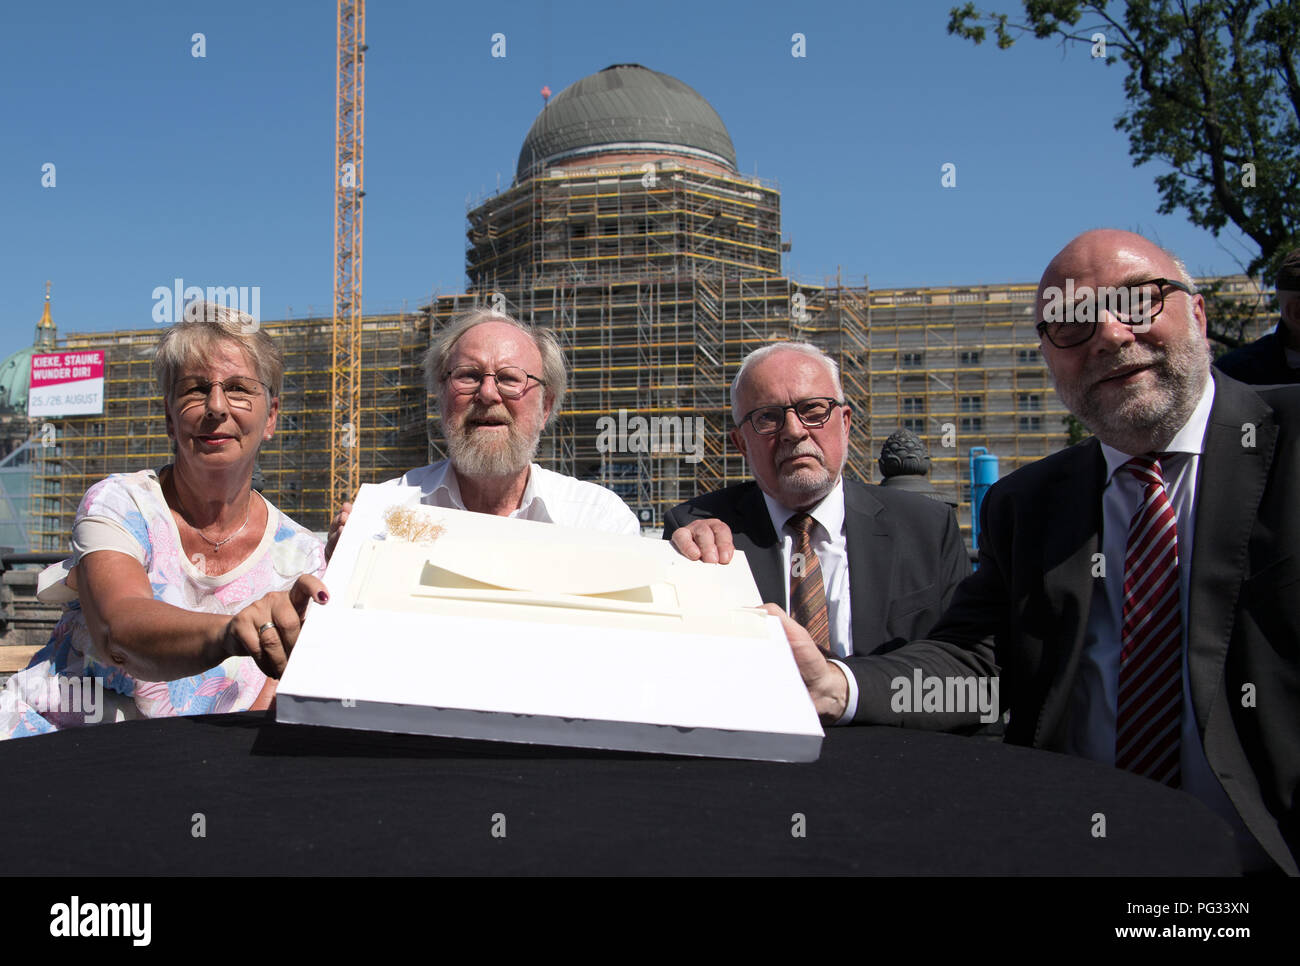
[0,712,1241,875]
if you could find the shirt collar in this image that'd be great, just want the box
[1098,373,1215,482]
[423,459,546,518]
[761,476,846,540]
[516,464,546,518]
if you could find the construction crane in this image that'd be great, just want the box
[331,0,365,512]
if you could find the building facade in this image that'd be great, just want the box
[23,66,1273,550]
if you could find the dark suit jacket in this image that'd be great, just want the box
[1214,328,1300,385]
[846,372,1300,875]
[663,478,970,654]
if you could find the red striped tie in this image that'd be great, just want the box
[1115,456,1182,787]
[787,512,831,654]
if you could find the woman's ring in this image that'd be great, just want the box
[257,621,277,635]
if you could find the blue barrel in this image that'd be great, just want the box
[968,447,999,553]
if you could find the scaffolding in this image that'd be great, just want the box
[466,162,784,287]
[24,126,1276,549]
[857,283,1068,528]
[31,311,428,549]
[431,160,875,527]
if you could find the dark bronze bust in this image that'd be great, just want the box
[877,429,956,507]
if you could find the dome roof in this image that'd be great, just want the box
[516,64,737,180]
[0,345,36,413]
[0,293,58,414]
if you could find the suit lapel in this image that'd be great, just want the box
[1032,440,1106,750]
[734,484,785,605]
[1186,374,1296,872]
[843,480,889,648]
[1187,374,1276,728]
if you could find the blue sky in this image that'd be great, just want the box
[2,0,1259,364]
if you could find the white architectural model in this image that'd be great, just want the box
[276,484,823,761]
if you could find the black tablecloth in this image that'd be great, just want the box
[0,713,1241,875]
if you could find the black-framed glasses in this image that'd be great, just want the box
[739,397,845,435]
[173,376,270,411]
[1036,277,1194,348]
[443,365,544,398]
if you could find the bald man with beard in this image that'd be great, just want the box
[775,229,1300,875]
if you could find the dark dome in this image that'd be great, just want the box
[516,64,737,180]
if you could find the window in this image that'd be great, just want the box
[1016,348,1037,364]
[959,395,983,413]
[901,418,926,433]
[901,396,925,414]
[960,417,983,432]
[958,350,982,365]
[1019,416,1043,432]
[1017,393,1041,411]
[901,352,924,368]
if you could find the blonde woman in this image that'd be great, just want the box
[2,303,327,737]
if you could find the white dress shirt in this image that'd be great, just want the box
[761,478,859,724]
[384,459,641,536]
[1066,376,1272,869]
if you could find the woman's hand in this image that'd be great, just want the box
[223,574,329,678]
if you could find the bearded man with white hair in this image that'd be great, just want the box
[328,309,638,553]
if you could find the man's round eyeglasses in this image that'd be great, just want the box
[443,365,544,398]
[173,377,270,411]
[1036,277,1194,348]
[739,397,845,435]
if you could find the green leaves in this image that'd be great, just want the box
[948,0,1300,337]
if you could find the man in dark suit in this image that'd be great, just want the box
[1214,247,1300,385]
[663,342,970,725]
[776,229,1299,874]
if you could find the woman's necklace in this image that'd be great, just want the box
[194,498,254,553]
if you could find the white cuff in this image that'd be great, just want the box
[827,658,858,726]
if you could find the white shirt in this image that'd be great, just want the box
[384,460,641,536]
[760,478,859,724]
[1066,377,1272,869]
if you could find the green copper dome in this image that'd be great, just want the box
[0,292,58,413]
[0,345,38,412]
[517,64,737,180]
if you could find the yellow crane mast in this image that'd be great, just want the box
[331,0,365,512]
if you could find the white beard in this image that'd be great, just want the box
[443,404,541,479]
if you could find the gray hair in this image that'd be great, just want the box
[154,301,283,401]
[1167,251,1199,294]
[730,341,843,424]
[423,308,567,425]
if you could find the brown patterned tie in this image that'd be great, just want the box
[787,512,831,654]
